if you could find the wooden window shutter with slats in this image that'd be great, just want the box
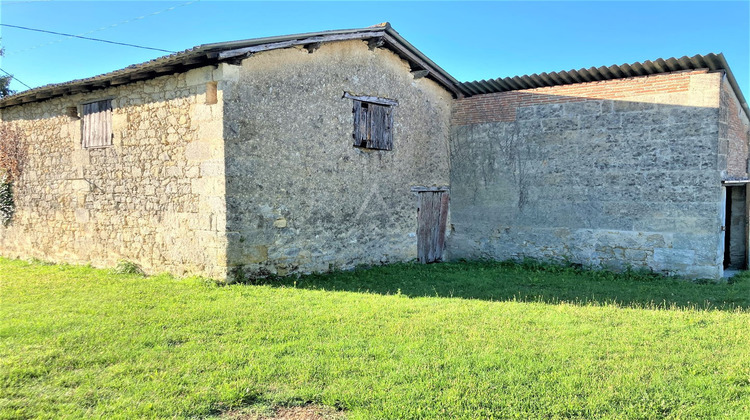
[350,98,394,151]
[368,104,392,150]
[82,99,113,148]
[353,100,370,148]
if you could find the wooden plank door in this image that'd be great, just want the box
[417,190,449,263]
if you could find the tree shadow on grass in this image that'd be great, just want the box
[253,260,750,311]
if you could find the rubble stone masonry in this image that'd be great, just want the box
[2,48,746,280]
[0,41,452,280]
[449,70,730,279]
[0,67,231,278]
[222,40,452,278]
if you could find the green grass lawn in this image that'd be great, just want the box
[1,258,749,419]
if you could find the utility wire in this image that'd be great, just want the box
[0,24,176,53]
[7,0,198,55]
[2,1,53,4]
[0,68,32,89]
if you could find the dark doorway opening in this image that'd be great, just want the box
[724,185,747,270]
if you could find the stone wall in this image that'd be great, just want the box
[4,42,744,282]
[222,40,452,277]
[720,75,750,271]
[0,66,231,278]
[449,70,725,279]
[720,75,750,178]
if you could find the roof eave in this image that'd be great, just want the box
[198,24,468,98]
[0,50,221,109]
[0,24,467,109]
[458,53,749,121]
[380,25,469,98]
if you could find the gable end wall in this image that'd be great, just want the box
[222,40,452,277]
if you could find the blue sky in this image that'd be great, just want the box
[1,1,749,97]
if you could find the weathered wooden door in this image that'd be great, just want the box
[416,189,449,263]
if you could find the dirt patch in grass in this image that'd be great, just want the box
[223,405,344,420]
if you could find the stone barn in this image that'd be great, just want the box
[1,23,748,280]
[0,24,455,280]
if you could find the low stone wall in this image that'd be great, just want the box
[0,66,231,278]
[449,70,725,279]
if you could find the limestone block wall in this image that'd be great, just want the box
[0,66,230,278]
[449,70,724,279]
[222,40,452,277]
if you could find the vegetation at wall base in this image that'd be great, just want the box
[111,259,145,276]
[1,258,749,419]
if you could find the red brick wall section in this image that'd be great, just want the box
[723,76,750,177]
[452,69,709,126]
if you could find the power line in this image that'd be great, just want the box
[0,23,176,54]
[0,68,32,89]
[2,0,54,4]
[7,0,198,55]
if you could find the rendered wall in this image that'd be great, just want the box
[0,67,229,278]
[222,40,452,277]
[449,70,724,279]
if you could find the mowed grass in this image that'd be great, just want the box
[1,258,749,419]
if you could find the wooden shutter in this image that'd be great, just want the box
[82,100,112,148]
[369,104,393,150]
[353,100,393,150]
[353,100,369,147]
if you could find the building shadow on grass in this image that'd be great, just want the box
[252,260,750,311]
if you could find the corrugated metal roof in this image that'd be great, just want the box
[459,53,749,119]
[0,23,466,108]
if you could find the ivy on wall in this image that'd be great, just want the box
[0,174,12,226]
[0,124,27,226]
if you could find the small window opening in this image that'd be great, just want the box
[66,106,79,119]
